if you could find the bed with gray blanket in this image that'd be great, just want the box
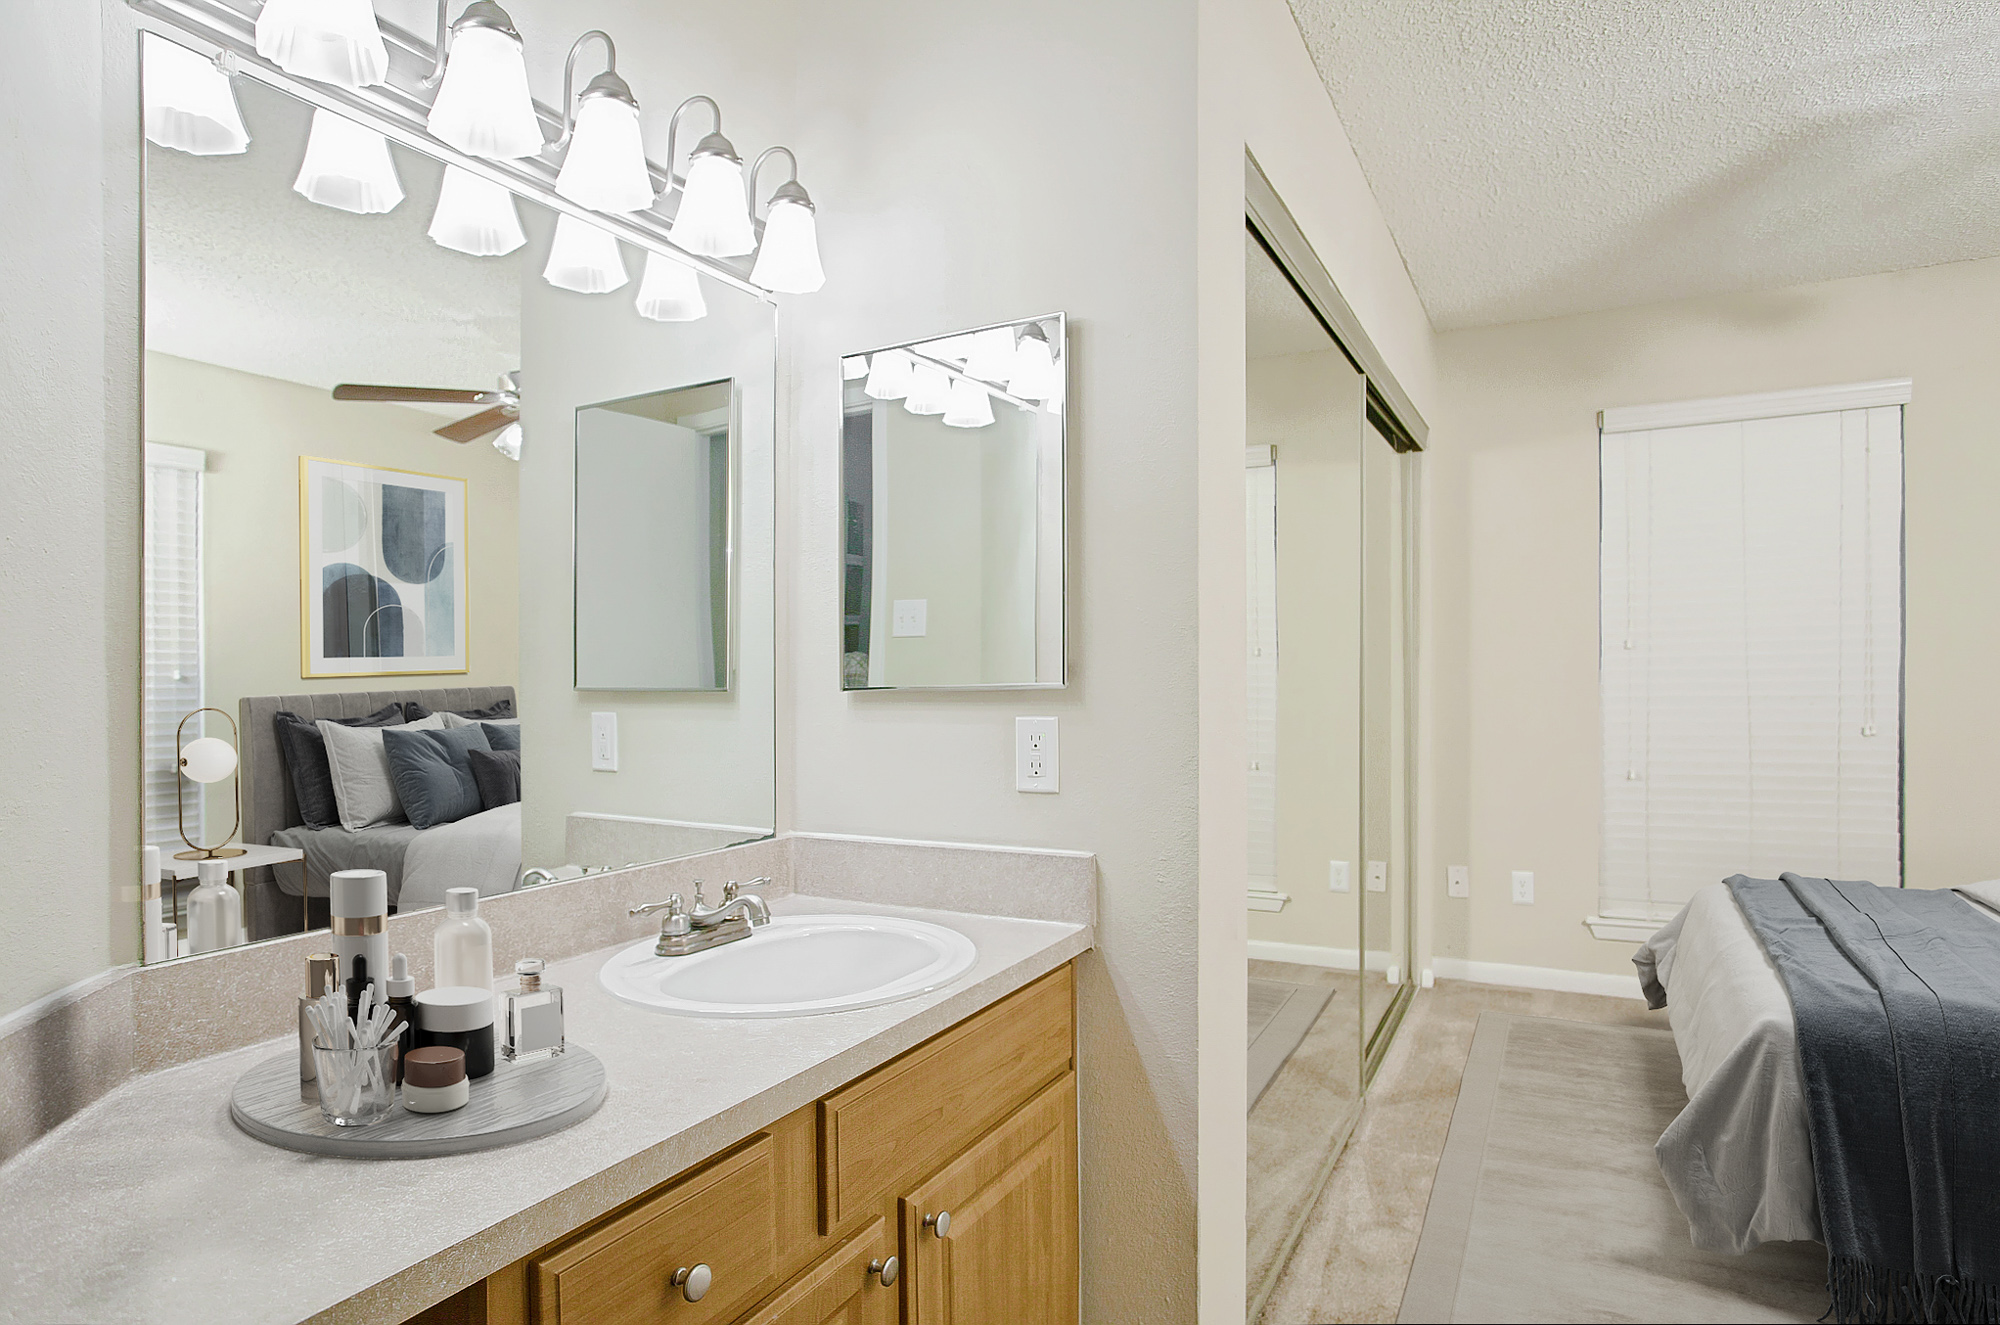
[1639,876,2000,1322]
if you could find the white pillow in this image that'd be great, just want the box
[441,712,519,729]
[319,713,444,830]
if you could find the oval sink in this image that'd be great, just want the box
[599,914,978,1017]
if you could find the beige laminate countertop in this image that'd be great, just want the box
[0,895,1090,1325]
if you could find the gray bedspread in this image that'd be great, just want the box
[271,802,521,910]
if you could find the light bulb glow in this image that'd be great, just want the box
[555,96,655,213]
[293,108,404,214]
[670,153,755,257]
[179,736,238,784]
[904,363,952,416]
[963,328,1018,384]
[634,252,708,322]
[942,378,996,429]
[428,167,526,256]
[254,0,389,89]
[542,213,628,293]
[863,349,915,401]
[1007,331,1060,401]
[492,422,523,461]
[427,25,542,159]
[749,198,825,293]
[143,36,249,156]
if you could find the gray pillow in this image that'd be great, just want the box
[272,704,406,830]
[319,714,444,830]
[405,698,513,722]
[467,747,521,811]
[383,725,493,830]
[479,721,521,752]
[442,711,519,731]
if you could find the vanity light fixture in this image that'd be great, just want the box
[491,421,524,461]
[551,32,655,214]
[904,363,953,416]
[863,349,916,401]
[143,36,249,156]
[1007,323,1061,402]
[427,165,526,256]
[253,0,389,90]
[665,97,755,257]
[293,108,405,214]
[423,1,542,160]
[942,378,996,429]
[963,327,1019,384]
[842,357,870,380]
[634,252,708,322]
[746,147,825,293]
[543,212,629,293]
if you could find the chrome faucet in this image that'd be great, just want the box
[630,878,772,957]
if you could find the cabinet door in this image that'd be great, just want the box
[738,1218,895,1325]
[902,1073,1077,1325]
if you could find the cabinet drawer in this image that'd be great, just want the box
[738,1217,895,1325]
[819,965,1073,1230]
[529,1134,778,1325]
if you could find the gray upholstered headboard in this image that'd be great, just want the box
[239,686,517,851]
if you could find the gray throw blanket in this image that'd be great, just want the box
[1729,874,2000,1324]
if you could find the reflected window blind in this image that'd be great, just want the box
[1246,451,1278,888]
[144,444,205,850]
[1600,405,1902,920]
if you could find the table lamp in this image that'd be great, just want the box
[176,708,246,861]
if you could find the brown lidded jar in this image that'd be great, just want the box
[402,1046,469,1114]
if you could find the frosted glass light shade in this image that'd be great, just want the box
[179,736,238,784]
[1007,331,1060,401]
[428,167,526,256]
[904,363,952,416]
[749,198,824,293]
[963,328,1018,384]
[942,378,996,429]
[492,422,523,461]
[143,37,249,156]
[294,109,404,214]
[555,96,654,213]
[842,357,869,380]
[543,214,628,293]
[670,152,755,257]
[863,349,914,401]
[634,252,708,322]
[254,0,389,89]
[427,25,542,159]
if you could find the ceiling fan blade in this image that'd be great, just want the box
[434,405,517,444]
[334,384,491,404]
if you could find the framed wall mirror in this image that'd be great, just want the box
[136,31,776,963]
[839,314,1068,690]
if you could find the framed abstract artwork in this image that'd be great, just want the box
[300,457,469,678]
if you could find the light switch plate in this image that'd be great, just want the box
[1511,870,1535,904]
[1366,860,1388,893]
[1447,865,1469,898]
[892,599,928,637]
[1015,717,1058,793]
[1328,860,1351,893]
[591,712,618,771]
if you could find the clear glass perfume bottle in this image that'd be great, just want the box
[502,958,565,1063]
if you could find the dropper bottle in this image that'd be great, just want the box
[385,954,417,1084]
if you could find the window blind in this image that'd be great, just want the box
[1599,405,1903,920]
[144,444,205,851]
[1246,452,1279,889]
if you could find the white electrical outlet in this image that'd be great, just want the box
[1511,870,1535,904]
[1366,860,1388,893]
[892,599,928,637]
[1328,860,1351,893]
[591,712,618,771]
[1447,865,1469,898]
[1015,717,1058,793]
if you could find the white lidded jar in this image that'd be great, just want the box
[185,858,243,954]
[434,887,494,991]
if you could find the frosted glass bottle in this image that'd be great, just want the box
[433,887,493,991]
[185,859,243,954]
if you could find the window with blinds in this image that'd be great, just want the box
[144,444,206,851]
[1599,393,1904,921]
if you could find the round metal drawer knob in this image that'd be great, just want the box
[672,1263,712,1303]
[923,1210,951,1238]
[869,1255,900,1287]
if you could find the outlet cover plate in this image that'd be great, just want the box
[591,712,618,772]
[1329,860,1351,893]
[1511,870,1535,904]
[1016,716,1058,793]
[1447,866,1469,898]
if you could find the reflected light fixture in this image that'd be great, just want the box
[543,213,629,293]
[428,166,526,256]
[294,108,405,214]
[634,252,708,322]
[174,709,245,861]
[552,32,654,213]
[904,363,952,416]
[747,147,824,293]
[143,36,249,156]
[492,421,524,461]
[842,357,869,381]
[666,96,754,257]
[1007,323,1061,401]
[942,378,996,429]
[425,2,542,160]
[254,0,389,89]
[964,327,1018,384]
[863,349,915,401]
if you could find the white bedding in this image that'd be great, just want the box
[1641,878,2000,1253]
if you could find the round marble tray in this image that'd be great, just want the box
[230,1045,607,1159]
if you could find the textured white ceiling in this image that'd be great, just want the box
[1287,0,2000,329]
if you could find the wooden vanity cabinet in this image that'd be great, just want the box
[430,963,1077,1325]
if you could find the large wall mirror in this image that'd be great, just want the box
[137,32,776,962]
[839,316,1067,689]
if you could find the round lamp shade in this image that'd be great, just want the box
[426,23,542,160]
[634,252,708,322]
[863,349,916,401]
[143,36,249,156]
[294,108,404,215]
[942,378,996,429]
[748,197,825,294]
[542,213,629,294]
[555,95,655,214]
[903,363,952,416]
[254,0,389,89]
[669,150,755,257]
[179,736,238,784]
[428,166,526,256]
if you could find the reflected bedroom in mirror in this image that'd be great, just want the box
[139,34,776,963]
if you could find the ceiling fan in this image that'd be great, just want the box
[331,371,522,457]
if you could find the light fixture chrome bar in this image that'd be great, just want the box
[128,0,776,302]
[903,348,1038,412]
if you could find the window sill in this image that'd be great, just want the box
[1584,914,1665,942]
[1248,888,1290,913]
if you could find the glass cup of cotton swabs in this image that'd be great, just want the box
[306,966,401,1128]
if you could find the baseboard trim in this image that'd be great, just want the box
[1247,939,1392,973]
[1430,957,1645,1001]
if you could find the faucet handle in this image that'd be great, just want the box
[629,894,684,918]
[721,877,772,903]
[631,894,691,939]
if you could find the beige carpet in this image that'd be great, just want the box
[1251,976,1338,1109]
[1399,1013,1828,1324]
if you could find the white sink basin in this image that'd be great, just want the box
[598,914,978,1017]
